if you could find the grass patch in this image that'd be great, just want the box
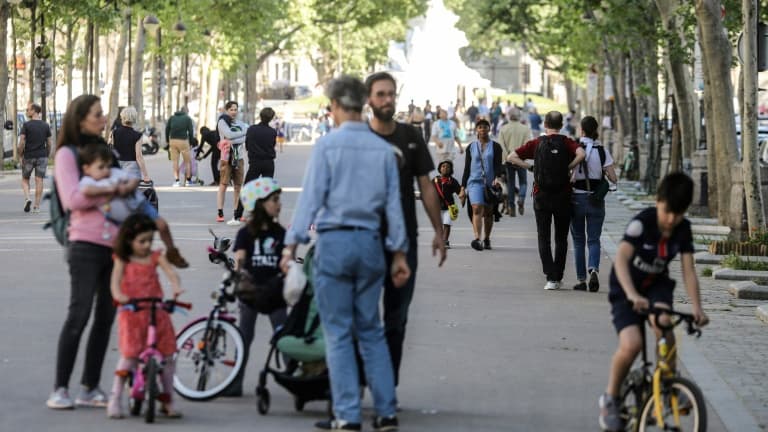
[701,267,713,277]
[694,237,713,245]
[3,160,17,170]
[720,253,768,271]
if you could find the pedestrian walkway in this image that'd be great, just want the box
[602,182,767,432]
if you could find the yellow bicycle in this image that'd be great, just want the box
[618,308,707,432]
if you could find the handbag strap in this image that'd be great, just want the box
[433,178,451,207]
[476,141,488,181]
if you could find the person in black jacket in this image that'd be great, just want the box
[459,119,504,251]
[234,107,278,220]
[198,126,221,185]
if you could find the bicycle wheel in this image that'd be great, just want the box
[638,376,707,432]
[619,369,651,432]
[174,319,245,401]
[145,358,158,423]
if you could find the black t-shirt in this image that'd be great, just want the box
[21,119,51,158]
[112,125,143,162]
[371,122,435,240]
[609,207,694,295]
[245,123,277,162]
[433,176,461,210]
[234,225,285,281]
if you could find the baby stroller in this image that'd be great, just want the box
[255,247,330,415]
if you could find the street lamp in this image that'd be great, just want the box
[143,15,160,33]
[173,20,186,38]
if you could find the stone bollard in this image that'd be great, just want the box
[690,149,708,208]
[729,162,745,239]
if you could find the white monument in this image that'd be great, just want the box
[387,0,490,111]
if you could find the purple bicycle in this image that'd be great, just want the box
[120,297,191,423]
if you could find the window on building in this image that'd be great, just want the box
[282,63,291,82]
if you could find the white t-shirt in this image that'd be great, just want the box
[432,119,457,155]
[80,168,145,221]
[571,138,614,194]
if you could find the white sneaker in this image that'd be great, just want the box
[544,281,561,290]
[46,387,74,409]
[172,180,182,187]
[226,218,241,226]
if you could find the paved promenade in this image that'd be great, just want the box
[0,147,760,430]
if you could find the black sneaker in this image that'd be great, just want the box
[470,239,483,251]
[483,239,492,250]
[372,415,399,432]
[588,270,600,292]
[23,199,31,213]
[573,282,587,291]
[314,419,362,431]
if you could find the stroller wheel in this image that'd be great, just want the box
[294,396,305,412]
[256,387,270,415]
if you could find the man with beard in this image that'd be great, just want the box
[365,72,447,393]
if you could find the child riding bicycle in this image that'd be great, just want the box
[107,214,184,419]
[599,172,709,431]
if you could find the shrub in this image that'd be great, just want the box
[701,267,713,277]
[720,253,768,271]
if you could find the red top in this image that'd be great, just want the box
[514,134,580,195]
[116,251,177,358]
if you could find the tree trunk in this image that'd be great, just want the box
[698,24,718,215]
[741,0,764,231]
[602,44,629,155]
[656,0,697,173]
[165,57,173,119]
[28,1,36,101]
[83,20,92,95]
[564,76,576,112]
[132,16,145,128]
[0,2,9,166]
[65,21,74,107]
[107,10,130,133]
[94,26,100,94]
[695,0,739,228]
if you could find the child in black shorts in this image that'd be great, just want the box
[598,172,709,431]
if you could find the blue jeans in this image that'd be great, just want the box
[505,163,528,206]
[570,193,606,281]
[313,230,396,423]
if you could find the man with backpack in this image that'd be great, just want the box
[508,111,585,290]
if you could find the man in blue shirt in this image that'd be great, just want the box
[281,76,410,432]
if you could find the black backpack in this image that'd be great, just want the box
[533,135,572,193]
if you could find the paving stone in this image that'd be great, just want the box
[695,252,768,265]
[728,281,768,300]
[688,217,720,226]
[713,268,768,284]
[691,224,732,236]
[757,305,768,324]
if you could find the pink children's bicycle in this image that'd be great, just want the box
[120,297,191,423]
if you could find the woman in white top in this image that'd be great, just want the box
[570,116,618,292]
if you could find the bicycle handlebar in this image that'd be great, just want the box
[644,306,702,338]
[117,297,192,313]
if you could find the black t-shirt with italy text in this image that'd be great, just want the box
[371,122,435,240]
[233,225,286,282]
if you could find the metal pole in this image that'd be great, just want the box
[40,12,46,121]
